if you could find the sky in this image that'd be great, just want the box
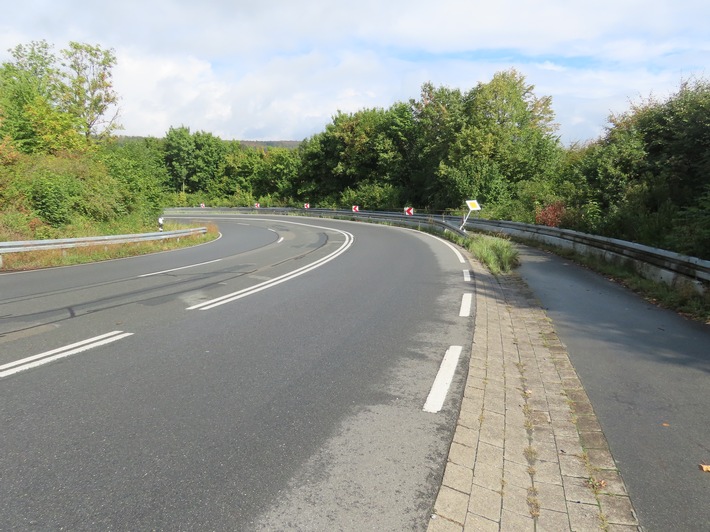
[2,0,708,146]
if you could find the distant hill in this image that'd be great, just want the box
[115,136,301,150]
[239,140,301,150]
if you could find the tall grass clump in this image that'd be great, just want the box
[465,234,520,274]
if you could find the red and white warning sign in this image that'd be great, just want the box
[352,205,359,212]
[404,207,414,216]
[254,202,260,208]
[304,203,310,209]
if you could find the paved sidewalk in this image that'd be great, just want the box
[427,259,641,531]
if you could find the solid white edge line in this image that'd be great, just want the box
[424,233,466,263]
[139,259,223,278]
[0,331,133,378]
[459,293,473,317]
[423,346,463,413]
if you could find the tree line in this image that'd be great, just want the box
[1,41,708,259]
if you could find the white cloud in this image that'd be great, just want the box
[2,0,709,144]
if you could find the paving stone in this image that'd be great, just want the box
[532,460,563,485]
[457,407,482,430]
[500,508,536,531]
[595,469,629,496]
[504,409,527,427]
[449,441,476,468]
[587,448,617,470]
[575,415,602,432]
[531,410,552,426]
[535,479,568,513]
[503,459,534,489]
[537,508,572,531]
[464,385,485,400]
[532,429,556,453]
[559,453,589,478]
[579,431,609,450]
[566,389,591,403]
[476,441,504,467]
[427,515,463,532]
[461,396,483,415]
[598,495,638,526]
[463,513,499,531]
[453,424,478,448]
[466,367,487,381]
[566,501,603,531]
[434,486,469,525]
[558,369,581,380]
[468,484,503,522]
[555,436,584,457]
[533,438,561,463]
[504,439,532,467]
[562,475,598,505]
[501,483,531,518]
[471,461,504,492]
[550,419,580,438]
[479,410,505,447]
[562,377,584,390]
[570,401,595,416]
[484,397,506,415]
[443,461,474,494]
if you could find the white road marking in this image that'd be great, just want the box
[187,228,354,310]
[463,270,471,282]
[277,237,284,243]
[459,293,473,317]
[427,234,466,263]
[0,331,134,378]
[423,346,463,413]
[138,259,222,277]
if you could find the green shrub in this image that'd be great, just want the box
[464,234,520,274]
[30,174,74,227]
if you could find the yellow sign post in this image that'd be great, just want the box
[460,199,482,230]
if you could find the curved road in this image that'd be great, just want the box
[518,246,710,531]
[0,216,474,531]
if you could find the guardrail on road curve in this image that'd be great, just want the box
[0,227,207,268]
[165,207,709,293]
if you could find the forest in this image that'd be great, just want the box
[1,40,709,260]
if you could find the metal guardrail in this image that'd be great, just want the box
[165,207,709,291]
[466,218,710,288]
[164,207,468,238]
[0,227,207,266]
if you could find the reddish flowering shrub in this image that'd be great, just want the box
[535,201,566,227]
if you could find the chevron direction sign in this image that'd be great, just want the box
[404,207,414,216]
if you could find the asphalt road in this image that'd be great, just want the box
[517,246,710,532]
[0,216,474,531]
